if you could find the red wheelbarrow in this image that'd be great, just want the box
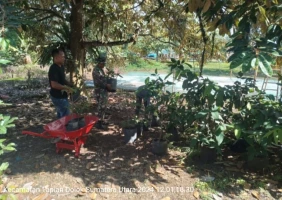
[22,114,99,157]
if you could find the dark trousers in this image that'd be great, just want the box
[135,95,150,116]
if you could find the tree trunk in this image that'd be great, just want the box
[70,0,84,84]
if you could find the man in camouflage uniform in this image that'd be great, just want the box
[92,56,111,129]
[135,85,151,116]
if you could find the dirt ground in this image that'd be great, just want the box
[0,79,282,200]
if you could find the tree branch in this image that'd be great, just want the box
[38,15,53,22]
[197,10,208,77]
[83,28,139,48]
[105,0,146,16]
[83,37,135,48]
[145,0,164,21]
[28,7,65,20]
[139,33,178,47]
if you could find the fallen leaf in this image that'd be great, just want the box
[75,178,83,184]
[134,180,140,187]
[53,164,61,169]
[217,192,223,197]
[32,193,48,200]
[251,191,260,199]
[161,197,170,200]
[80,188,87,193]
[89,192,97,199]
[86,162,92,169]
[244,183,251,190]
[193,190,200,199]
[77,192,86,196]
[212,194,222,200]
[23,182,33,189]
[96,182,102,188]
[150,183,158,191]
[155,170,165,175]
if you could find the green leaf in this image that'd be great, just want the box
[215,128,224,145]
[4,145,16,151]
[258,54,273,76]
[174,69,182,80]
[195,112,208,119]
[274,132,279,144]
[145,77,150,84]
[184,63,193,68]
[251,58,257,68]
[171,58,176,63]
[0,126,7,134]
[0,162,9,171]
[230,52,245,69]
[264,128,282,144]
[211,111,222,121]
[216,89,224,107]
[0,59,11,65]
[242,60,252,72]
[0,139,6,143]
[204,84,213,97]
[247,102,251,110]
[164,72,172,80]
[234,128,241,139]
[258,6,268,22]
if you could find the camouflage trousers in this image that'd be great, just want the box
[94,88,108,120]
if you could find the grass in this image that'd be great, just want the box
[123,58,270,77]
[124,59,170,73]
[0,77,25,81]
[123,58,250,76]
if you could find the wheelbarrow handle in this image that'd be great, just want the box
[22,131,55,139]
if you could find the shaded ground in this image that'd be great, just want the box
[0,79,282,200]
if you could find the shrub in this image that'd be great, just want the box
[0,100,17,198]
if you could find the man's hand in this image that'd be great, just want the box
[63,86,75,94]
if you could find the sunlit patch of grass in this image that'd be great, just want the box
[125,59,169,72]
[0,77,25,81]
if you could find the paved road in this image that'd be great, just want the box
[85,72,281,97]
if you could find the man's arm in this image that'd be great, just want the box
[64,79,74,87]
[51,81,72,91]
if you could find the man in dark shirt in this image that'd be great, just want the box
[48,49,73,119]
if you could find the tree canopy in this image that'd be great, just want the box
[1,0,282,77]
